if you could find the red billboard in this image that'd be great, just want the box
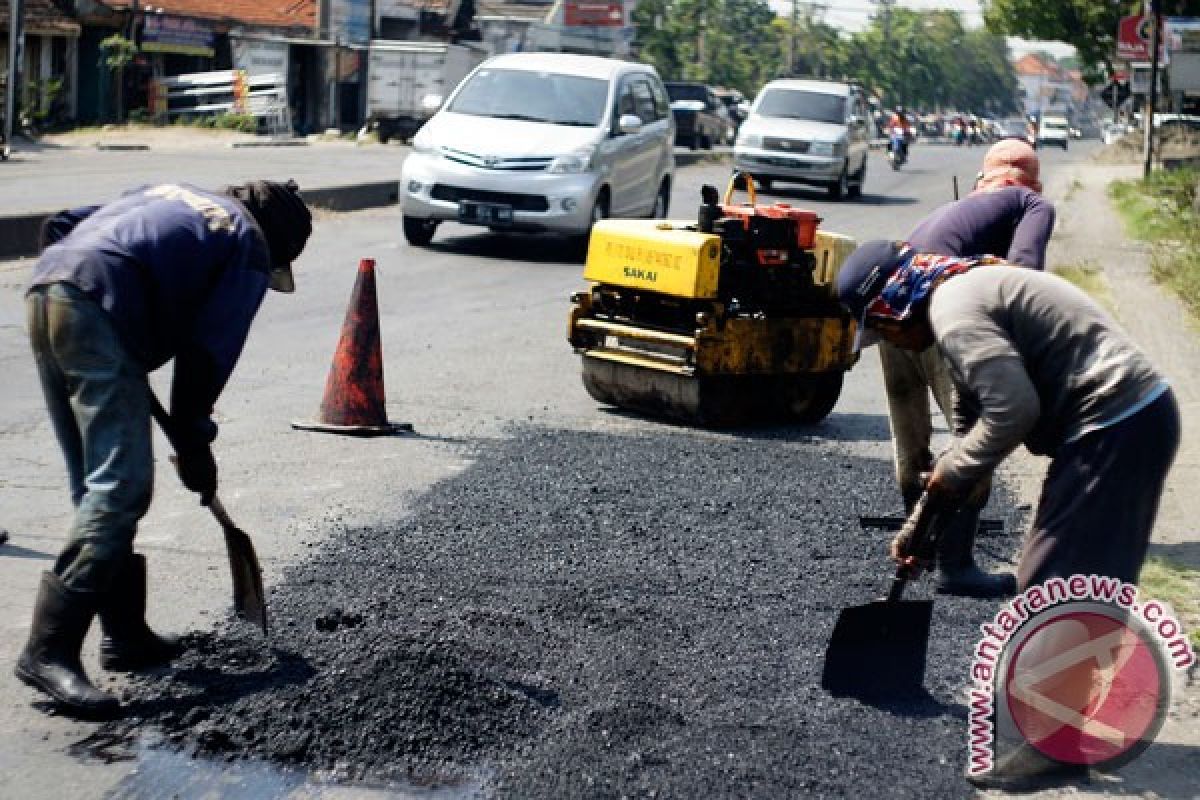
[564,0,624,27]
[1118,14,1155,61]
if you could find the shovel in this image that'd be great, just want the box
[821,491,950,700]
[148,392,268,635]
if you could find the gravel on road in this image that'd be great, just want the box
[99,425,1023,797]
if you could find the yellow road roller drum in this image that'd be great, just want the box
[567,176,859,427]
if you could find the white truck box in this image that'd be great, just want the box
[366,40,488,141]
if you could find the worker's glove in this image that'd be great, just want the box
[176,440,217,506]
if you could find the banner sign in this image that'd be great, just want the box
[564,1,624,27]
[1165,17,1200,54]
[231,38,289,78]
[1118,14,1155,61]
[141,15,215,58]
[330,0,372,45]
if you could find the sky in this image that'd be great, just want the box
[768,0,1078,60]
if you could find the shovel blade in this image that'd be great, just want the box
[222,524,268,636]
[821,598,933,700]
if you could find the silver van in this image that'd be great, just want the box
[733,79,870,200]
[399,53,676,246]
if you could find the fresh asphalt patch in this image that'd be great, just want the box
[97,425,1025,797]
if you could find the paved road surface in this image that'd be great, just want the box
[0,142,1115,798]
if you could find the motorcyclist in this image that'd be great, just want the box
[887,105,912,160]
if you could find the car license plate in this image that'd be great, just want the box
[458,201,514,226]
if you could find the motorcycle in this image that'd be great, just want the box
[887,127,908,170]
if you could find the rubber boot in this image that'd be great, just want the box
[14,572,121,718]
[936,514,1017,598]
[99,554,183,672]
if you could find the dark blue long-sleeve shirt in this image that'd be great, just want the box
[29,183,272,442]
[906,186,1055,269]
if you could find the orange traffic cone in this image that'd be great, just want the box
[292,258,412,436]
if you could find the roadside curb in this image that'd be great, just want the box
[94,143,151,151]
[230,139,311,148]
[0,180,401,260]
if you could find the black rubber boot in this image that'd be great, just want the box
[14,571,121,718]
[99,554,183,672]
[936,514,1017,598]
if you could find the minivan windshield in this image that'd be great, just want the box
[447,68,610,127]
[755,89,846,124]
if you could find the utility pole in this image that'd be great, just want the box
[6,0,23,152]
[788,0,798,77]
[810,3,827,78]
[1143,0,1161,179]
[873,0,894,101]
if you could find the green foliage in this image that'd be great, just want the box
[214,113,260,134]
[984,0,1200,84]
[99,35,138,71]
[1139,556,1200,650]
[632,5,1018,113]
[1109,167,1200,319]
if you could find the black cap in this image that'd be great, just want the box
[223,179,312,293]
[834,240,909,350]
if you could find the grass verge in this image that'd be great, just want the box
[1139,556,1200,649]
[1053,260,1116,314]
[1108,168,1200,318]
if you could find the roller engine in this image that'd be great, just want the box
[568,175,860,427]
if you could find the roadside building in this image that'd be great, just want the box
[1,0,81,125]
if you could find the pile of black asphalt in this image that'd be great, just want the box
[103,426,1025,797]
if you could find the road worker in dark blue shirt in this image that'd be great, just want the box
[16,180,312,717]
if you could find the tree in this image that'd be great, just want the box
[983,0,1200,84]
[100,34,138,123]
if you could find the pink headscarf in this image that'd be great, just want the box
[973,139,1042,193]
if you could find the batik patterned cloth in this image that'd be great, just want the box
[865,251,1007,323]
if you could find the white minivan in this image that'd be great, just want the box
[400,53,676,246]
[733,79,870,200]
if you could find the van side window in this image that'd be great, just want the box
[615,81,638,123]
[650,79,670,120]
[632,79,658,123]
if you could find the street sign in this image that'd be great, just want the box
[564,1,624,27]
[1118,15,1160,61]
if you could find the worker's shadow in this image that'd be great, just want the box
[849,688,966,720]
[0,542,55,560]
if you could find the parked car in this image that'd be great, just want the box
[399,53,675,246]
[733,78,870,200]
[1102,122,1132,145]
[1037,115,1071,150]
[664,82,727,149]
[713,87,750,133]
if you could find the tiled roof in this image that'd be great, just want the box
[0,0,81,35]
[99,0,316,30]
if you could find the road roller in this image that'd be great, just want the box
[567,175,859,427]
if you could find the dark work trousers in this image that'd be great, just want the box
[26,283,154,593]
[1018,388,1181,590]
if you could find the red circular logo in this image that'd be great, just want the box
[1002,609,1168,767]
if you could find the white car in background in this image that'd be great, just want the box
[1102,122,1132,145]
[1037,115,1071,150]
[400,53,675,246]
[733,79,870,200]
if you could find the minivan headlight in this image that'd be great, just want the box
[548,147,596,174]
[737,132,762,148]
[411,131,439,156]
